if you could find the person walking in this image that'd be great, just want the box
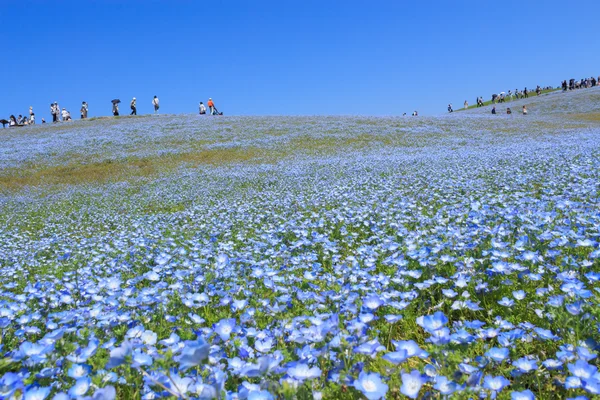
[113,102,119,116]
[199,102,206,115]
[29,106,33,118]
[130,97,137,115]
[464,100,468,110]
[207,98,215,115]
[80,101,88,119]
[152,96,160,114]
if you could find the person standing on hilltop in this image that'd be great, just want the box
[207,98,215,115]
[113,102,119,116]
[464,100,468,109]
[80,101,88,119]
[130,97,137,115]
[152,96,160,114]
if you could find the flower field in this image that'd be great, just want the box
[1,89,600,399]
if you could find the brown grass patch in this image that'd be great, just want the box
[569,113,600,122]
[0,147,265,190]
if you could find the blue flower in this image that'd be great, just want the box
[416,311,448,333]
[85,386,116,400]
[105,341,132,369]
[486,347,509,362]
[24,386,51,400]
[214,318,237,341]
[178,338,210,370]
[511,389,535,400]
[247,390,274,400]
[67,363,91,378]
[433,376,459,395]
[568,360,598,380]
[512,357,538,373]
[287,363,321,381]
[483,375,510,393]
[400,370,424,399]
[353,371,388,400]
[382,349,408,364]
[68,377,91,398]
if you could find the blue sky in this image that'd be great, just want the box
[2,0,599,117]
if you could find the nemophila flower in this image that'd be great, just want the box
[67,363,91,378]
[214,318,237,341]
[428,327,451,345]
[565,376,582,389]
[577,346,597,361]
[583,379,600,395]
[512,290,526,300]
[486,347,509,362]
[247,390,274,400]
[353,371,388,400]
[255,337,273,353]
[542,359,562,370]
[498,297,515,307]
[392,340,428,358]
[141,330,157,345]
[416,311,448,333]
[511,389,535,400]
[24,386,51,400]
[568,360,598,380]
[132,350,153,367]
[68,377,91,397]
[384,314,402,323]
[178,338,210,370]
[354,339,386,357]
[85,386,116,400]
[159,332,180,346]
[400,370,424,399]
[287,363,321,381]
[362,294,384,310]
[513,357,538,374]
[433,375,460,395]
[383,349,408,364]
[566,301,584,315]
[167,374,193,397]
[483,375,510,393]
[534,328,557,341]
[105,341,132,369]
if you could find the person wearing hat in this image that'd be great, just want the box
[207,98,215,115]
[130,97,137,115]
[113,101,119,116]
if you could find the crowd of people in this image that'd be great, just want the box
[562,77,599,91]
[2,96,224,128]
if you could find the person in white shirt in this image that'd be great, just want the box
[199,102,206,115]
[131,97,137,115]
[152,96,159,114]
[62,108,72,121]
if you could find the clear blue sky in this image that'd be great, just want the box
[2,0,599,117]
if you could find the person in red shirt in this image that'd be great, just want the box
[207,98,215,115]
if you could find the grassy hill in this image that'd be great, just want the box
[0,87,599,399]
